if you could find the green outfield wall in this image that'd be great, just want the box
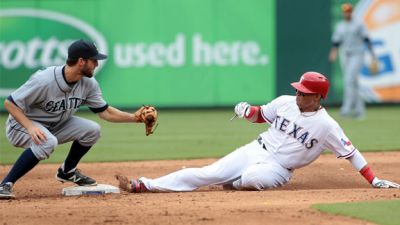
[0,0,276,110]
[276,0,332,99]
[1,0,398,111]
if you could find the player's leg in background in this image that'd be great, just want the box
[342,53,365,118]
[352,53,366,118]
[232,161,292,190]
[140,141,262,192]
[340,53,355,117]
[53,116,101,173]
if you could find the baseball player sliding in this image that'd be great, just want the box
[0,39,157,199]
[115,72,399,193]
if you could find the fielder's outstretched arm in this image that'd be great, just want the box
[98,106,140,123]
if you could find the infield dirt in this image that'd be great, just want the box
[1,152,399,225]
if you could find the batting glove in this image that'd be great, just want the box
[234,102,250,118]
[371,177,400,188]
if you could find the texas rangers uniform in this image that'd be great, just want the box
[6,65,107,161]
[140,95,357,191]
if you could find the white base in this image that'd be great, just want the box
[62,184,120,196]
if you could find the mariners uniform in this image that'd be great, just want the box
[0,40,111,199]
[6,65,106,160]
[1,39,157,199]
[331,3,374,118]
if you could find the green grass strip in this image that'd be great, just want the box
[1,106,400,164]
[312,199,400,225]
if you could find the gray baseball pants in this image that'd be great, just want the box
[6,116,101,160]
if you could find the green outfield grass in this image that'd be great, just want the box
[312,200,400,225]
[0,106,399,164]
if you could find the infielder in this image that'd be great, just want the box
[329,3,376,119]
[0,39,157,199]
[116,72,399,193]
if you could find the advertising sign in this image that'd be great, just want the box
[331,0,400,103]
[358,0,400,102]
[0,0,276,110]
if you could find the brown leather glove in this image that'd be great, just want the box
[135,106,158,136]
[369,59,379,75]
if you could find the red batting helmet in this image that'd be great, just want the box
[291,72,330,99]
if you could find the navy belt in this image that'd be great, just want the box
[256,137,293,171]
[257,137,267,150]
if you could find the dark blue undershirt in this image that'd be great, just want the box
[62,66,77,86]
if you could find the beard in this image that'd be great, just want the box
[81,65,94,78]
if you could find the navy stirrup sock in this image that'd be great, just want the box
[2,148,39,184]
[63,141,92,172]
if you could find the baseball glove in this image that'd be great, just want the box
[369,59,379,75]
[135,105,158,136]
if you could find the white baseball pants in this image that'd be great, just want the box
[141,140,293,191]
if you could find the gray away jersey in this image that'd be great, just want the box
[332,19,369,53]
[8,66,107,129]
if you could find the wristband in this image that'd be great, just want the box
[245,106,265,123]
[360,165,375,184]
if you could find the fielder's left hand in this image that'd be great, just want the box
[369,58,379,75]
[134,106,158,136]
[372,177,400,188]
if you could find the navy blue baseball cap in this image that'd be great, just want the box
[68,39,107,60]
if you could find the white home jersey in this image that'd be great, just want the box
[259,95,356,170]
[138,96,361,192]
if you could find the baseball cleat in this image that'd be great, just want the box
[115,175,148,193]
[0,182,15,199]
[56,168,97,186]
